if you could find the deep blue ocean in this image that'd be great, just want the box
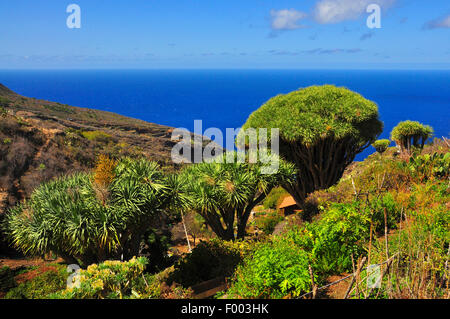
[0,69,449,160]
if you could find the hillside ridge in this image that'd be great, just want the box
[0,83,210,215]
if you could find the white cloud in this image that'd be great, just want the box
[424,14,450,29]
[270,9,308,30]
[314,0,396,24]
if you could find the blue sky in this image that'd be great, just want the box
[0,0,449,69]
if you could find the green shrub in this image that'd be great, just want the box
[81,130,113,143]
[372,139,391,154]
[365,193,401,234]
[5,265,67,299]
[408,152,450,180]
[227,238,313,299]
[307,203,370,275]
[227,202,372,299]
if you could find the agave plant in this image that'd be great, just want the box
[2,158,180,267]
[181,153,295,240]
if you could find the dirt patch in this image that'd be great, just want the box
[322,274,353,299]
[0,257,64,271]
[14,265,60,285]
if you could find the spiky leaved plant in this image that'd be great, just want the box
[2,157,183,267]
[181,153,295,240]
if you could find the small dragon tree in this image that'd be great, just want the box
[2,157,183,267]
[181,153,295,240]
[239,85,383,209]
[372,139,391,154]
[390,120,433,154]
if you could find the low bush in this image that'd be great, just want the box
[81,130,113,143]
[306,203,370,276]
[226,238,312,299]
[407,152,450,181]
[366,193,402,234]
[227,202,372,298]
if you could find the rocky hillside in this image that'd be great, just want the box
[0,83,205,213]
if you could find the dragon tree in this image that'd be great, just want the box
[238,85,383,209]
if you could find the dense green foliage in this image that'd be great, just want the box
[390,121,433,153]
[226,147,449,299]
[2,158,184,266]
[227,238,312,298]
[305,204,370,274]
[239,85,383,209]
[407,152,450,180]
[227,202,372,298]
[239,85,382,145]
[372,139,391,153]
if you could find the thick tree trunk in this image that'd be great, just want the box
[202,211,232,241]
[281,137,364,211]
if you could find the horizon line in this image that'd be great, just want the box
[0,67,450,71]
